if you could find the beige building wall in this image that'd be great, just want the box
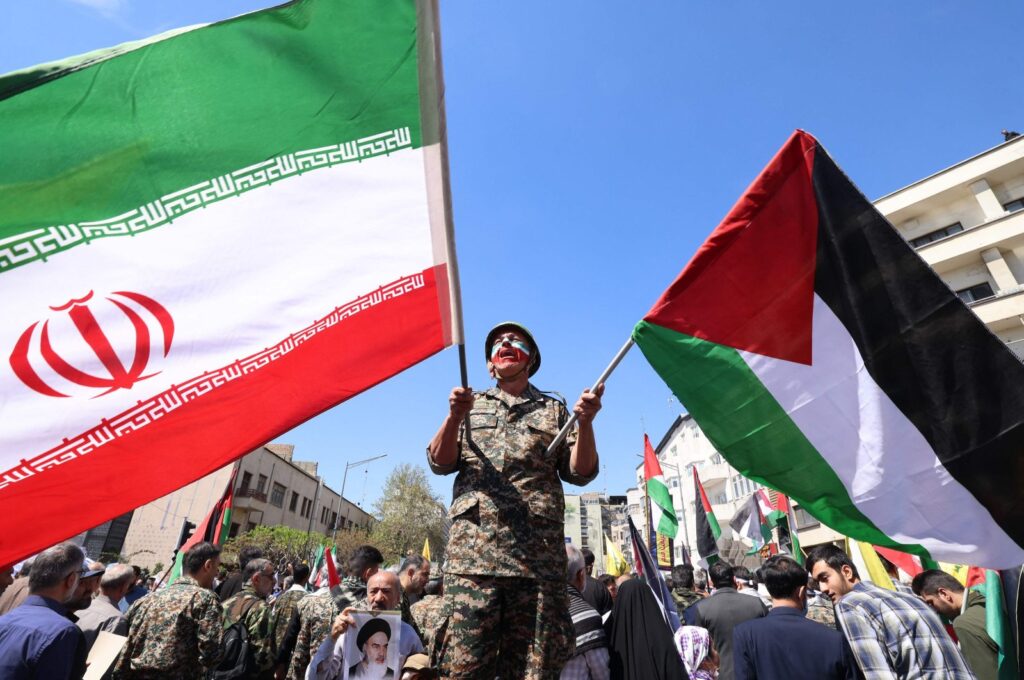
[121,443,374,570]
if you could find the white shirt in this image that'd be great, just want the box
[306,620,424,680]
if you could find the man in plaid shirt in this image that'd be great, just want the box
[807,545,975,679]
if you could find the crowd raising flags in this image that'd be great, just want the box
[0,0,462,567]
[632,130,1024,569]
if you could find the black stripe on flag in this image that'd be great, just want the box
[810,143,1024,549]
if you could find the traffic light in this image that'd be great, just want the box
[177,520,196,550]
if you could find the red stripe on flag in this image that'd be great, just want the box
[694,467,714,513]
[325,548,341,589]
[642,434,664,481]
[0,265,448,567]
[642,131,818,364]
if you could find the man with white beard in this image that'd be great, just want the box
[348,618,393,678]
[306,571,424,680]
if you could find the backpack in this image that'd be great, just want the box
[208,597,261,680]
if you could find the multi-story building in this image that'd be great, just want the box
[100,443,374,570]
[875,133,1024,355]
[563,491,627,575]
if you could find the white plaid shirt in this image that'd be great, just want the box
[836,582,976,679]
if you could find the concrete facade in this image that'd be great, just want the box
[563,491,627,575]
[875,134,1024,355]
[118,443,374,569]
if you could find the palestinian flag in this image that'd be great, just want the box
[0,0,462,567]
[963,567,1021,680]
[776,493,803,565]
[628,516,681,632]
[731,493,772,553]
[633,130,1024,569]
[167,469,234,585]
[693,467,720,564]
[643,434,679,539]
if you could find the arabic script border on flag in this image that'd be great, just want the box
[0,270,426,491]
[0,127,412,272]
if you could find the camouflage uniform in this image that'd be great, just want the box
[112,575,223,679]
[285,578,366,680]
[270,587,306,661]
[806,594,837,629]
[671,586,703,614]
[222,584,276,679]
[428,384,596,679]
[410,594,449,668]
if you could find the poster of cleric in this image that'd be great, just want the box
[343,611,402,680]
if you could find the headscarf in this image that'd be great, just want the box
[674,626,715,680]
[605,579,689,680]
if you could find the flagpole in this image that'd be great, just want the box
[546,337,634,454]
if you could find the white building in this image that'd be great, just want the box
[876,133,1024,355]
[563,491,627,574]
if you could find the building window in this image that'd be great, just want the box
[330,511,338,528]
[793,505,820,528]
[711,453,723,465]
[731,475,757,499]
[270,483,286,508]
[290,492,299,512]
[1004,198,1024,214]
[956,282,995,304]
[229,522,240,538]
[256,474,268,494]
[239,472,252,493]
[300,497,311,518]
[909,222,963,248]
[715,492,727,504]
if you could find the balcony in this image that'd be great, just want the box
[968,287,1024,329]
[234,487,268,508]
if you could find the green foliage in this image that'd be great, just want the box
[223,523,372,574]
[369,464,447,566]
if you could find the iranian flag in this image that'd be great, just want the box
[633,130,1024,569]
[0,0,462,567]
[643,434,679,539]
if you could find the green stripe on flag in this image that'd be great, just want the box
[0,0,423,252]
[633,319,934,561]
[647,476,678,539]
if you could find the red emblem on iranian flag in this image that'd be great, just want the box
[9,290,174,398]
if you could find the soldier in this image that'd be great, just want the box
[427,322,603,679]
[220,557,277,678]
[271,562,309,678]
[670,564,704,613]
[805,576,837,629]
[284,545,382,680]
[409,577,446,668]
[112,541,223,679]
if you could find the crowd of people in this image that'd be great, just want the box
[0,536,1002,679]
[0,323,1007,679]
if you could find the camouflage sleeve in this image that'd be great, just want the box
[426,418,463,476]
[556,399,598,486]
[195,592,225,669]
[246,603,277,672]
[286,613,312,680]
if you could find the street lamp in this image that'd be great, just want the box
[332,453,388,540]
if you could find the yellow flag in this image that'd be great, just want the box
[853,540,895,590]
[422,538,431,562]
[605,534,629,576]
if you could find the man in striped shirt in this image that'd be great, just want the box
[561,545,609,680]
[807,544,975,679]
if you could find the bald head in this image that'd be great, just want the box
[366,570,401,611]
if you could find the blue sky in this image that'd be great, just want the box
[3,1,1022,514]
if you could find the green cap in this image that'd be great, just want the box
[485,322,540,376]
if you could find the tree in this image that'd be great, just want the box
[370,464,447,565]
[222,524,371,574]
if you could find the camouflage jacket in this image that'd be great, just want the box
[285,578,365,680]
[270,587,306,656]
[806,595,837,629]
[222,585,276,678]
[112,575,223,680]
[428,384,596,579]
[671,586,703,613]
[410,594,448,667]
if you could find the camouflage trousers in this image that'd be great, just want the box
[441,573,574,680]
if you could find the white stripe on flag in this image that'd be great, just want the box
[740,295,1024,567]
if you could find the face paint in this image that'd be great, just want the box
[490,339,531,364]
